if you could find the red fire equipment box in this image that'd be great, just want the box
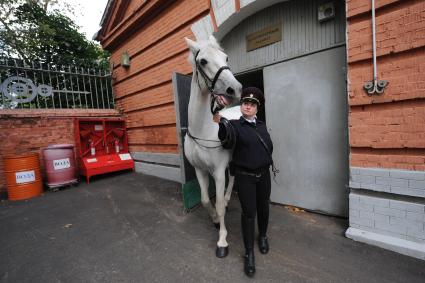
[74,118,135,183]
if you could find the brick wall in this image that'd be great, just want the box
[347,0,425,170]
[0,109,121,195]
[100,0,209,155]
[346,0,425,259]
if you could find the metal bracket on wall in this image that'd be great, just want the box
[364,79,389,95]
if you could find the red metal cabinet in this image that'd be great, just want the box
[74,118,134,183]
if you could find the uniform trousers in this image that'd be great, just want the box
[235,169,271,250]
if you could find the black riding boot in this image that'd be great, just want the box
[242,214,255,277]
[258,235,269,254]
[258,197,270,254]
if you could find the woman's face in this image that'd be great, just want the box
[241,101,258,119]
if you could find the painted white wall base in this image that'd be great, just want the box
[346,227,425,260]
[134,162,181,183]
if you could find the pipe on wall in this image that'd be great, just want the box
[364,0,388,95]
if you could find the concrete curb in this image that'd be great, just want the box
[346,227,425,260]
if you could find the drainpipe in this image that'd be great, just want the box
[364,0,388,95]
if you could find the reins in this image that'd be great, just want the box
[186,129,223,149]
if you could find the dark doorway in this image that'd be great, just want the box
[236,69,265,122]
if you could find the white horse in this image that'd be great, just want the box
[184,35,242,258]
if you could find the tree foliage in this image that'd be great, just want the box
[0,0,109,68]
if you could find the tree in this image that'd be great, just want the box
[0,1,112,109]
[0,0,109,68]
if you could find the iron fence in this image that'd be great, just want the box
[0,57,114,109]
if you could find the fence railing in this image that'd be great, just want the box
[0,57,114,109]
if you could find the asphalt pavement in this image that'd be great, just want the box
[1,171,424,282]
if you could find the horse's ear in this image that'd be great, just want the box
[185,37,200,55]
[208,35,222,50]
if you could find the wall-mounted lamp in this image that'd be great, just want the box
[121,51,130,68]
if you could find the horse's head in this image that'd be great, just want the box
[185,35,242,110]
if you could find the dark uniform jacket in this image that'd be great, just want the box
[218,116,273,172]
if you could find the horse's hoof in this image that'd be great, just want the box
[216,246,229,258]
[214,222,220,230]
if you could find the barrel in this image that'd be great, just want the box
[42,144,78,188]
[4,153,43,201]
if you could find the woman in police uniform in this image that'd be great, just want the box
[214,87,273,277]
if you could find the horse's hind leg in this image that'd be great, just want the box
[224,174,234,207]
[214,171,229,258]
[196,168,218,224]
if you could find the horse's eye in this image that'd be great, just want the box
[226,57,229,62]
[200,59,208,66]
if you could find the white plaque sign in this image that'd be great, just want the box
[53,158,71,170]
[16,170,36,184]
[119,153,132,161]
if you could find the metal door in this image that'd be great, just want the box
[264,47,349,216]
[172,72,195,184]
[172,72,215,210]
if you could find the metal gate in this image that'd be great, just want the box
[264,47,349,216]
[172,72,195,184]
[0,57,114,109]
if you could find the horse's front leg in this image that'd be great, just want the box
[224,174,234,207]
[195,168,219,224]
[214,171,229,258]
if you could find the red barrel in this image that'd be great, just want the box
[42,144,78,188]
[4,153,43,201]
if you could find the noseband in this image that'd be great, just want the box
[194,49,232,114]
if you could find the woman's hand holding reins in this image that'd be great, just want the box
[213,113,221,123]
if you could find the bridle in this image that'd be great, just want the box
[194,49,233,115]
[186,49,236,149]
